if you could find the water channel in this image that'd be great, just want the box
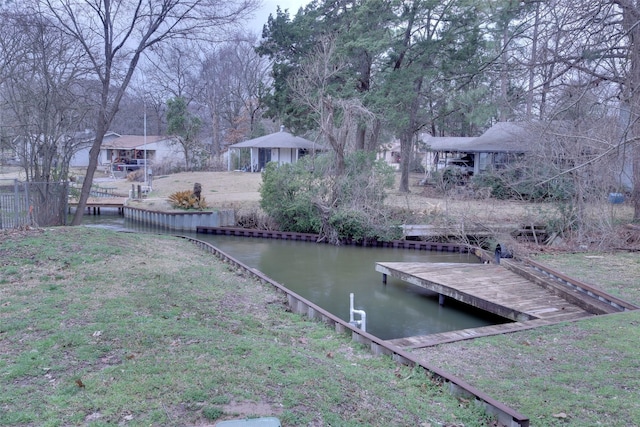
[82,212,507,340]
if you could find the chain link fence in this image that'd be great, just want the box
[0,179,69,229]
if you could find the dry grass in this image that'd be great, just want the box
[95,170,263,212]
[102,170,564,225]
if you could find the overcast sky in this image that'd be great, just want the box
[249,0,309,34]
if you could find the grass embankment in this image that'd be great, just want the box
[419,252,640,426]
[0,227,491,427]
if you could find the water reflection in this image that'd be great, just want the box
[81,212,507,340]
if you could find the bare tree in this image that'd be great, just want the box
[33,0,259,225]
[198,34,271,157]
[0,10,93,225]
[144,40,202,102]
[523,1,640,220]
[1,13,89,175]
[290,37,375,175]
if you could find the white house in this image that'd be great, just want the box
[69,132,182,169]
[228,128,326,171]
[100,133,182,167]
[69,131,119,167]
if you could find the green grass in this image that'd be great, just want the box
[535,251,640,304]
[0,227,493,426]
[423,312,640,426]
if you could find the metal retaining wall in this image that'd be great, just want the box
[123,206,235,231]
[196,226,471,252]
[179,235,530,427]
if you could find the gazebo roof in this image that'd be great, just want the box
[230,130,325,150]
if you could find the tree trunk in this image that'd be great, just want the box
[71,117,108,225]
[621,2,640,221]
[355,124,366,151]
[398,132,412,193]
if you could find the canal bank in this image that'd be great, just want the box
[81,210,505,340]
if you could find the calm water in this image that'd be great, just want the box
[82,211,505,340]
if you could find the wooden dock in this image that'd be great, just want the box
[375,262,596,348]
[386,317,588,349]
[68,197,126,214]
[401,223,547,242]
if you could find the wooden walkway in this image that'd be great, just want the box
[375,262,594,348]
[68,197,126,214]
[386,317,589,349]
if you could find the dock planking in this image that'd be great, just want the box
[385,315,591,349]
[375,262,593,348]
[376,262,591,322]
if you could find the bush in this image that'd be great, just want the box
[126,169,145,182]
[168,190,208,210]
[201,406,223,421]
[259,161,321,233]
[471,166,575,202]
[259,153,401,244]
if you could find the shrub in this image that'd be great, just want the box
[126,169,145,182]
[471,166,575,202]
[259,153,401,244]
[259,161,321,233]
[168,190,208,210]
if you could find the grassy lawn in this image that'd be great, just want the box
[2,227,639,426]
[534,251,640,304]
[0,227,492,427]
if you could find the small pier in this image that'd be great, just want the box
[376,260,637,349]
[386,318,585,349]
[376,262,592,322]
[68,197,126,215]
[376,262,595,348]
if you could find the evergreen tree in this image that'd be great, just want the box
[166,97,203,171]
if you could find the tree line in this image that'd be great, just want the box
[1,0,639,231]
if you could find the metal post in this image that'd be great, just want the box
[143,104,147,188]
[13,179,20,227]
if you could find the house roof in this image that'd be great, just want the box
[424,136,477,152]
[466,122,532,152]
[102,135,173,150]
[424,122,563,153]
[230,130,325,150]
